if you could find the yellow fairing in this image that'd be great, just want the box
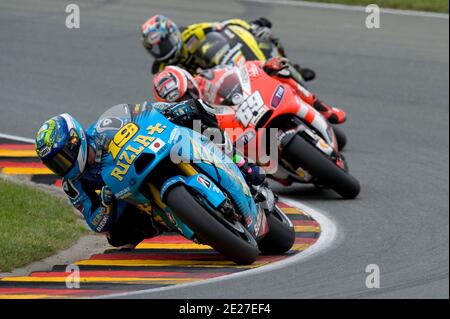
[181,23,213,53]
[222,19,252,30]
[227,25,266,61]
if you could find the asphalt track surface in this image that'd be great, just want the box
[0,0,448,298]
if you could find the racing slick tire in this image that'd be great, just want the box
[258,207,296,255]
[165,185,260,265]
[283,135,361,199]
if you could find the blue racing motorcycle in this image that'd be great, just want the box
[99,104,295,265]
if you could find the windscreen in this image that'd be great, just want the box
[95,104,132,136]
[206,68,244,106]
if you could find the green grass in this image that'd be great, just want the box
[0,179,86,272]
[305,0,449,13]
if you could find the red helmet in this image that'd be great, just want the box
[153,66,200,102]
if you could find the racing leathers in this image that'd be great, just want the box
[63,100,264,248]
[262,57,346,124]
[149,18,315,81]
[154,57,346,125]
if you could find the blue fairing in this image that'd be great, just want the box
[101,108,259,238]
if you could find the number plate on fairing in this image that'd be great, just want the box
[235,91,270,127]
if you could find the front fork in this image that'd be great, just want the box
[251,183,277,240]
[178,163,273,240]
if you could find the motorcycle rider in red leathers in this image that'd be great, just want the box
[152,57,347,125]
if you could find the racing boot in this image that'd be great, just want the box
[293,64,316,82]
[312,99,347,125]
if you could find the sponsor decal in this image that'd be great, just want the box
[212,184,221,194]
[91,214,102,226]
[197,176,212,189]
[161,177,183,196]
[221,43,243,65]
[96,215,109,232]
[38,146,51,157]
[63,180,80,200]
[212,45,230,65]
[149,138,166,153]
[238,66,250,84]
[236,130,256,146]
[224,28,235,39]
[109,123,166,181]
[232,52,245,67]
[271,85,285,108]
[115,187,131,199]
[247,63,260,77]
[166,212,178,226]
[185,35,199,51]
[96,117,124,133]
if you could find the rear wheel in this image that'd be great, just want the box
[165,185,260,265]
[259,206,295,255]
[283,135,360,199]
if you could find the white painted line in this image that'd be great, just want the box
[242,0,449,19]
[94,199,341,299]
[0,133,34,144]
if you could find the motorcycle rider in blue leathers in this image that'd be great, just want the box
[35,99,265,249]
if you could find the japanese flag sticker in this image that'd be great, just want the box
[149,138,166,153]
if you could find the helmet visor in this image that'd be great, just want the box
[146,33,180,61]
[43,129,81,176]
[215,72,243,105]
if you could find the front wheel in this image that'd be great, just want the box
[259,206,296,255]
[165,185,260,265]
[283,135,360,199]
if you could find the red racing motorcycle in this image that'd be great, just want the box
[204,62,360,199]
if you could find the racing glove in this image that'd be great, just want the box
[100,186,114,208]
[233,153,266,186]
[264,57,313,84]
[250,17,273,29]
[263,57,291,77]
[160,99,220,131]
[160,102,195,123]
[250,17,274,41]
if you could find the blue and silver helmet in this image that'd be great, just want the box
[35,114,88,179]
[141,15,182,63]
